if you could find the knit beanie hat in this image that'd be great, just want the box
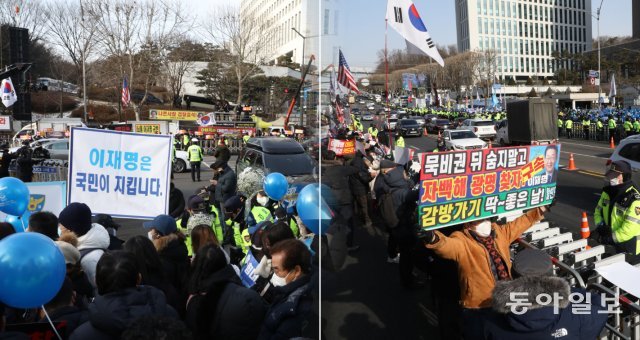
[58,203,93,237]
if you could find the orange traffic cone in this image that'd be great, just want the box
[424,127,428,135]
[567,153,577,170]
[580,212,590,239]
[580,212,591,249]
[610,137,615,149]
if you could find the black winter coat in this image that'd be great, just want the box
[69,286,178,340]
[185,266,266,340]
[214,145,231,163]
[258,274,315,340]
[214,165,237,204]
[153,234,190,297]
[348,153,371,196]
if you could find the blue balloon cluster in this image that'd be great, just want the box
[0,233,66,308]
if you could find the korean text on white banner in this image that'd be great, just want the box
[68,128,172,219]
[0,181,67,220]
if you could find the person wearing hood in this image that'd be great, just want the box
[484,249,608,339]
[144,214,190,298]
[258,239,315,339]
[593,160,640,256]
[422,205,548,339]
[70,251,178,340]
[59,203,111,289]
[185,244,266,340]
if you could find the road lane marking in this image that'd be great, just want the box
[560,151,607,159]
[560,140,614,151]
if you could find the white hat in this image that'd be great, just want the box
[192,138,199,142]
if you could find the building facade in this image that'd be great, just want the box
[455,0,592,81]
[239,0,341,69]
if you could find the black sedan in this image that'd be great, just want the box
[427,119,452,133]
[395,119,423,137]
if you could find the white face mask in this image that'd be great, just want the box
[270,271,291,287]
[147,231,155,241]
[257,196,269,207]
[608,177,621,186]
[474,220,492,237]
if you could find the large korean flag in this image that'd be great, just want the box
[386,0,444,67]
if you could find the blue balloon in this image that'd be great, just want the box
[296,184,333,234]
[263,173,288,201]
[0,233,66,308]
[5,211,31,233]
[0,177,29,217]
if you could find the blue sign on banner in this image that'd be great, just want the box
[32,166,57,174]
[240,251,261,288]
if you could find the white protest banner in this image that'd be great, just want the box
[68,127,172,219]
[0,181,67,220]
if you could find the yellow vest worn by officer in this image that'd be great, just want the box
[368,127,379,138]
[182,134,190,147]
[226,219,247,254]
[634,121,640,133]
[241,205,275,251]
[597,121,604,130]
[243,135,250,143]
[565,120,573,129]
[582,119,590,128]
[177,206,224,257]
[187,144,203,162]
[595,185,640,255]
[609,119,617,130]
[557,119,563,128]
[395,136,405,147]
[624,120,633,132]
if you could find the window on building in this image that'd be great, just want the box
[323,9,329,34]
[334,10,339,35]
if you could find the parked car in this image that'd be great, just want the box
[608,135,640,184]
[409,116,426,127]
[424,114,438,124]
[362,112,374,121]
[427,119,452,133]
[395,119,423,137]
[457,119,496,140]
[173,150,192,173]
[386,118,398,130]
[443,129,487,151]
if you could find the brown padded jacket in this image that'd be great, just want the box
[425,208,544,309]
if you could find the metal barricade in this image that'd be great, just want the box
[7,158,68,182]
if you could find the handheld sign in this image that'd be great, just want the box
[418,144,560,230]
[68,128,172,219]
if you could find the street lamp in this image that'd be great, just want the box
[80,0,88,123]
[291,27,306,124]
[594,0,605,107]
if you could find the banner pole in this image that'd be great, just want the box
[385,18,394,153]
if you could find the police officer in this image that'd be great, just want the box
[633,118,640,136]
[624,118,633,138]
[182,132,191,151]
[564,118,573,139]
[223,195,248,264]
[557,117,564,137]
[608,117,617,141]
[243,131,251,144]
[593,160,640,257]
[582,117,590,140]
[395,135,405,148]
[177,195,224,257]
[188,138,203,182]
[368,124,379,139]
[596,119,604,141]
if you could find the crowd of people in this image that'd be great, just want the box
[0,141,319,339]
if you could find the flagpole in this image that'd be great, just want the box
[385,18,394,151]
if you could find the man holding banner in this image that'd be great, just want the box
[422,206,548,338]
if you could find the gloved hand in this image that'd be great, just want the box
[417,229,435,244]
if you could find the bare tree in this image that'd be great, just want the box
[472,49,500,106]
[86,0,194,120]
[44,1,97,88]
[203,5,273,105]
[0,0,46,42]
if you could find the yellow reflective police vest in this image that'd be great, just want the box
[187,145,203,162]
[565,120,573,129]
[243,135,250,143]
[226,219,247,254]
[595,186,640,254]
[395,136,405,147]
[251,206,273,225]
[368,127,378,138]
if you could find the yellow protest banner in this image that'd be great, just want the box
[149,109,202,121]
[134,124,161,134]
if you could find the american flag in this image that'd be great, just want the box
[337,50,359,93]
[121,76,130,108]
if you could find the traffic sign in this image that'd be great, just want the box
[589,70,600,78]
[361,78,370,87]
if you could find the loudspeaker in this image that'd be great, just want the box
[8,26,28,64]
